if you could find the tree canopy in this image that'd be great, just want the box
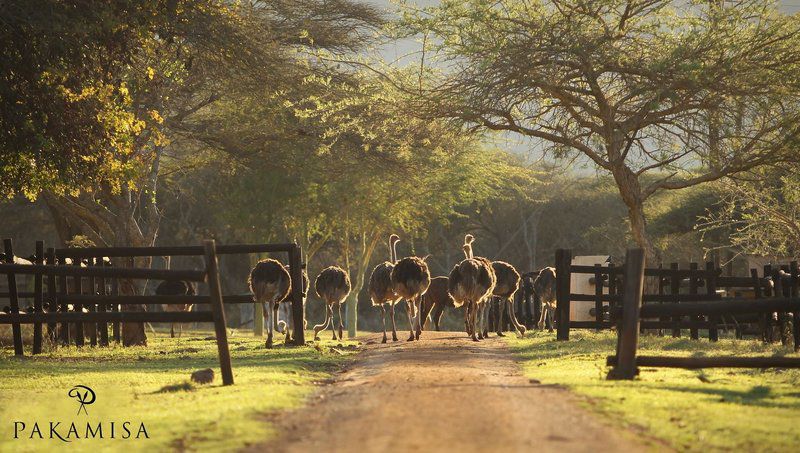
[397,0,800,260]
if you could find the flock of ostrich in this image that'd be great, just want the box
[248,234,558,348]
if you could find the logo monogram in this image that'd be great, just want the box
[67,385,96,416]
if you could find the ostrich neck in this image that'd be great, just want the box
[390,240,397,264]
[464,245,474,260]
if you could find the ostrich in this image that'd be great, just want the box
[156,256,197,338]
[249,259,291,348]
[490,261,526,337]
[463,234,496,339]
[275,265,309,345]
[368,234,402,343]
[313,266,351,341]
[420,276,454,331]
[391,254,431,341]
[532,267,558,331]
[448,235,494,341]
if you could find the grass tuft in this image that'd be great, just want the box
[156,381,196,393]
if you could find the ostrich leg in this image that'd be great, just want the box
[313,304,332,341]
[476,303,485,340]
[284,304,294,345]
[414,297,422,340]
[496,297,506,336]
[406,299,415,341]
[482,301,490,338]
[390,303,399,341]
[432,304,444,331]
[337,301,344,340]
[266,300,274,349]
[330,305,338,340]
[381,304,388,343]
[469,301,479,342]
[506,298,527,337]
[464,303,472,336]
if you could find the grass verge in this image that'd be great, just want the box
[0,329,358,452]
[506,331,800,452]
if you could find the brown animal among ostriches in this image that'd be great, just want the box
[532,267,557,331]
[490,261,526,337]
[249,259,291,348]
[313,266,351,341]
[420,276,454,331]
[368,234,402,343]
[275,265,309,345]
[463,234,496,339]
[391,254,431,341]
[448,235,494,341]
[157,256,197,338]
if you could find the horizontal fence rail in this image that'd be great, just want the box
[0,263,206,282]
[54,243,297,258]
[56,294,255,305]
[0,311,213,324]
[607,355,800,369]
[637,297,800,318]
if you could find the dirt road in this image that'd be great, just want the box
[253,331,653,453]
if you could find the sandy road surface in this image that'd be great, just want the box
[250,331,655,453]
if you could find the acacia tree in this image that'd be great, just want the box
[700,167,800,259]
[398,0,800,260]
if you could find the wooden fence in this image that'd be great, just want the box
[0,239,235,385]
[51,241,305,344]
[553,249,790,342]
[605,249,800,379]
[1,239,309,386]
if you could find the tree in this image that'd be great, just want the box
[398,0,800,260]
[700,166,800,259]
[2,0,382,344]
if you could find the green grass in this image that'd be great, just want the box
[0,329,358,452]
[506,331,800,452]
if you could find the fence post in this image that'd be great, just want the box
[88,259,98,347]
[748,268,761,340]
[608,260,618,323]
[594,264,603,331]
[689,262,699,340]
[111,277,121,343]
[791,261,800,352]
[555,249,572,341]
[670,263,681,337]
[773,267,787,345]
[203,240,234,386]
[763,264,774,342]
[706,262,719,342]
[608,248,646,380]
[3,239,24,355]
[46,248,57,344]
[33,241,44,354]
[289,244,306,345]
[97,257,109,347]
[58,265,69,345]
[72,259,84,347]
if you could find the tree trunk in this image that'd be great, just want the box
[42,161,162,347]
[611,166,657,264]
[345,232,380,338]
